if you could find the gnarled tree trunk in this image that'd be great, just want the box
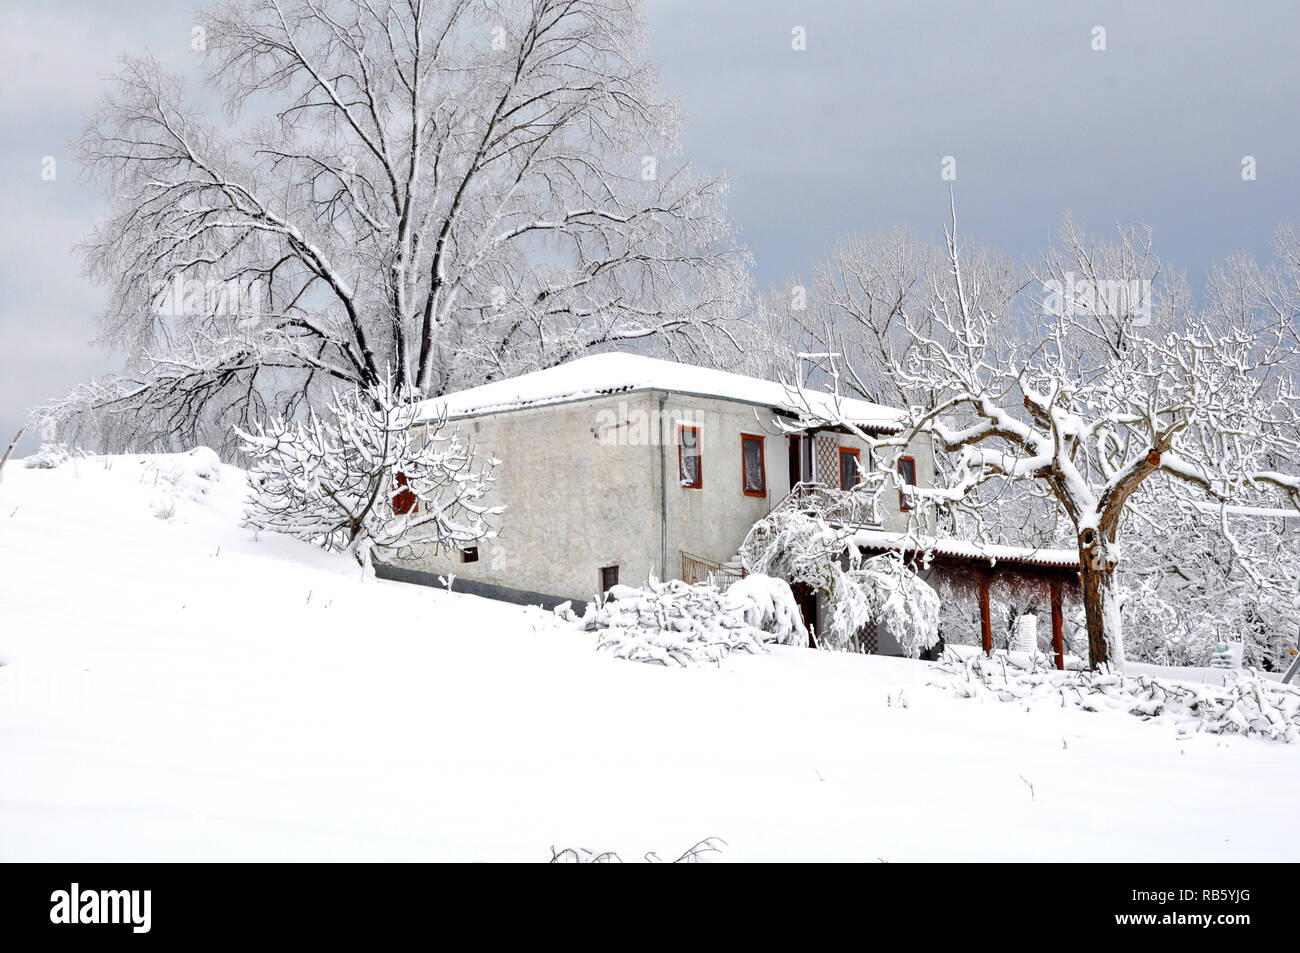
[1078,527,1125,672]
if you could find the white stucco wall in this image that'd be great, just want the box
[393,392,662,603]
[389,388,937,604]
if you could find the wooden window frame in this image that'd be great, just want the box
[898,455,917,511]
[838,447,861,491]
[678,424,703,489]
[600,565,620,593]
[391,471,418,515]
[741,433,767,498]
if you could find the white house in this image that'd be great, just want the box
[377,352,1080,662]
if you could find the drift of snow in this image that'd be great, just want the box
[3,451,1300,861]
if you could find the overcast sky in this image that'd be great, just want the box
[2,0,1298,455]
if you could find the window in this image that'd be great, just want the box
[460,546,479,563]
[839,448,861,490]
[392,471,417,515]
[678,425,702,488]
[601,565,619,593]
[898,455,917,511]
[741,434,766,497]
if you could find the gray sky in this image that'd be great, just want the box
[3,0,1298,456]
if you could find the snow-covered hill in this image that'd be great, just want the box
[0,451,1296,861]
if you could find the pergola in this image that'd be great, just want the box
[853,530,1082,669]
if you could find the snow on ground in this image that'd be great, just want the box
[0,452,1296,861]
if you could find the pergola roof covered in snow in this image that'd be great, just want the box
[852,528,1080,571]
[416,353,903,428]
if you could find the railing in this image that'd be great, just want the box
[769,481,881,529]
[681,550,744,590]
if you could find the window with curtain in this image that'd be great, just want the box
[898,456,917,511]
[742,434,766,496]
[839,448,860,490]
[679,425,702,488]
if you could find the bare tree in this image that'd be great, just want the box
[784,203,1300,670]
[887,205,1300,670]
[46,0,749,453]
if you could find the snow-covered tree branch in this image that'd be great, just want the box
[871,201,1300,670]
[44,0,750,454]
[238,378,500,569]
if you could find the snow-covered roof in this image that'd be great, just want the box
[416,353,903,428]
[852,528,1079,570]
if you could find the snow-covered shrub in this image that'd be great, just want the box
[931,650,1300,743]
[743,511,939,656]
[825,554,941,657]
[742,510,854,594]
[569,574,805,666]
[238,380,500,569]
[139,447,224,520]
[23,443,80,469]
[724,574,807,645]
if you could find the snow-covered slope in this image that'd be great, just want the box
[0,452,1296,861]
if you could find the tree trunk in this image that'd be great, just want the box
[1078,531,1125,672]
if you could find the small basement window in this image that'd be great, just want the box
[839,447,861,490]
[678,425,702,489]
[601,565,619,593]
[460,546,479,563]
[898,455,917,511]
[741,434,766,497]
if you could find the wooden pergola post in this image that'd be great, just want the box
[978,571,993,655]
[1050,577,1065,670]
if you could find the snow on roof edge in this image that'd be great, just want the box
[414,353,904,428]
[852,528,1080,569]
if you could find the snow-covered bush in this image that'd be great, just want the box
[743,511,939,656]
[931,650,1300,743]
[1117,503,1300,671]
[567,573,805,666]
[742,510,853,594]
[238,380,500,569]
[143,446,224,519]
[23,443,81,469]
[826,554,941,657]
[724,574,807,644]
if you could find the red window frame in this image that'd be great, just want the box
[838,447,861,490]
[678,425,703,489]
[741,433,767,498]
[898,455,917,511]
[392,471,417,515]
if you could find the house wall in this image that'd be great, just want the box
[386,388,938,607]
[656,393,793,571]
[656,392,937,571]
[388,392,662,605]
[874,436,937,535]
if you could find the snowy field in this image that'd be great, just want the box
[0,452,1296,862]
